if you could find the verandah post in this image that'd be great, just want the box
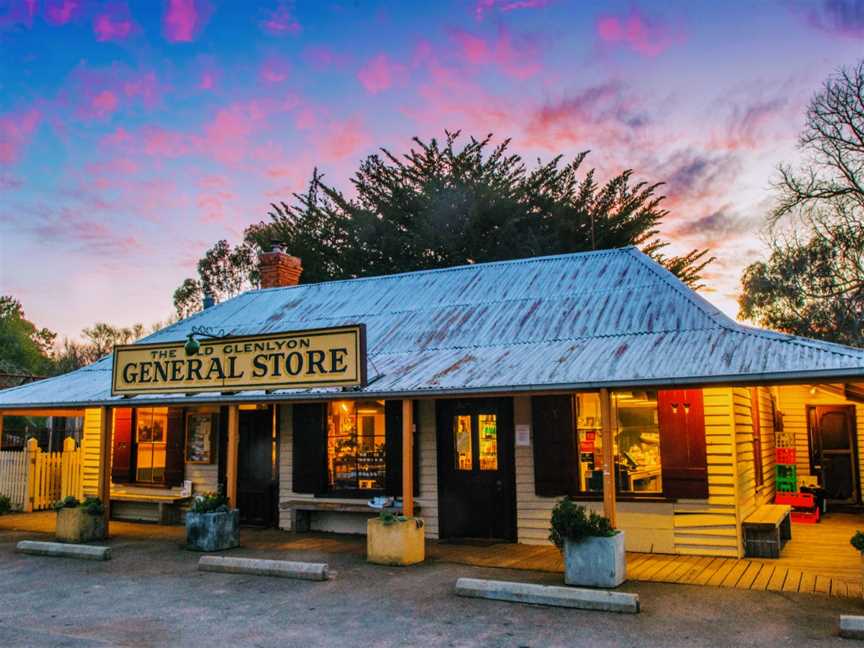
[600,388,617,528]
[24,437,39,513]
[97,406,112,537]
[226,405,240,508]
[402,399,414,517]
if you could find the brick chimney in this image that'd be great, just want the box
[259,242,302,289]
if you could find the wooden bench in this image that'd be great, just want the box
[743,504,792,558]
[110,493,192,524]
[281,499,421,532]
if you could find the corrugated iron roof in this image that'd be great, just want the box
[3,246,864,408]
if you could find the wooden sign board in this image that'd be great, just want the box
[112,325,367,396]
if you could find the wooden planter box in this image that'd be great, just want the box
[367,517,425,566]
[56,507,106,543]
[186,510,240,552]
[563,532,626,588]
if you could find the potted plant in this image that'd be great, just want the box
[850,531,864,593]
[53,496,107,543]
[185,492,239,552]
[0,495,11,515]
[550,498,625,588]
[367,510,425,566]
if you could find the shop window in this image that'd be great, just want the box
[575,391,662,494]
[327,400,386,492]
[135,408,168,484]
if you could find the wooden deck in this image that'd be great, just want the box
[433,513,864,599]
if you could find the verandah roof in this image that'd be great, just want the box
[2,246,864,409]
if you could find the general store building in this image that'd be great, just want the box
[1,246,863,559]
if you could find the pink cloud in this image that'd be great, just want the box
[94,3,135,41]
[303,46,349,70]
[141,127,193,158]
[101,127,132,148]
[91,90,119,118]
[0,108,41,164]
[475,0,551,20]
[596,7,683,57]
[45,0,79,25]
[199,71,216,90]
[0,0,38,29]
[260,57,291,84]
[320,117,369,160]
[164,0,210,43]
[524,82,648,151]
[261,0,300,35]
[712,97,788,151]
[450,27,541,80]
[66,63,165,120]
[357,54,403,94]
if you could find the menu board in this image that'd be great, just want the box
[186,413,214,464]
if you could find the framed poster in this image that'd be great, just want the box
[185,413,214,464]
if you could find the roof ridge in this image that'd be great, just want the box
[247,247,635,295]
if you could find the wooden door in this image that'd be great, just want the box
[437,398,516,542]
[808,405,859,503]
[237,408,277,526]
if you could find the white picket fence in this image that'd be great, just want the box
[0,437,83,512]
[0,450,27,510]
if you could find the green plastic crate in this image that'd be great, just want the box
[776,464,797,481]
[775,477,797,492]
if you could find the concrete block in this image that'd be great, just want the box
[840,615,864,639]
[198,556,329,581]
[454,577,639,614]
[16,540,111,561]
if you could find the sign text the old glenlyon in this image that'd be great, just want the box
[111,325,366,396]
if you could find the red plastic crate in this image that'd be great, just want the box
[775,448,796,464]
[791,508,820,524]
[775,492,814,508]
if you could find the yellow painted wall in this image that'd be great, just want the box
[80,408,102,497]
[775,384,864,496]
[514,390,743,557]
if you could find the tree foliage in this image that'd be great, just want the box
[177,132,713,313]
[0,296,56,378]
[740,60,864,346]
[173,240,258,316]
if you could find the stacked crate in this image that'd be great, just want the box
[773,433,820,522]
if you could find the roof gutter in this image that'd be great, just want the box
[2,367,864,411]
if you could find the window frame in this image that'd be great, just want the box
[325,400,387,497]
[132,407,170,486]
[572,390,664,498]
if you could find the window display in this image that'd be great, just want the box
[136,407,168,483]
[327,400,386,491]
[575,391,662,494]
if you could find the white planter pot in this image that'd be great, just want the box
[563,532,626,588]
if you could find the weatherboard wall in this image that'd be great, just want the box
[514,389,743,558]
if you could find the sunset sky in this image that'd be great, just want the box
[1,0,862,342]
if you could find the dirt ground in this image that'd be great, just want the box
[0,521,861,647]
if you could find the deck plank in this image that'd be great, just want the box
[767,566,789,591]
[721,561,751,588]
[782,569,802,593]
[751,564,775,591]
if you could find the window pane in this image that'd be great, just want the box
[454,415,472,470]
[135,408,168,483]
[478,414,498,470]
[576,393,604,493]
[327,400,385,491]
[613,391,662,493]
